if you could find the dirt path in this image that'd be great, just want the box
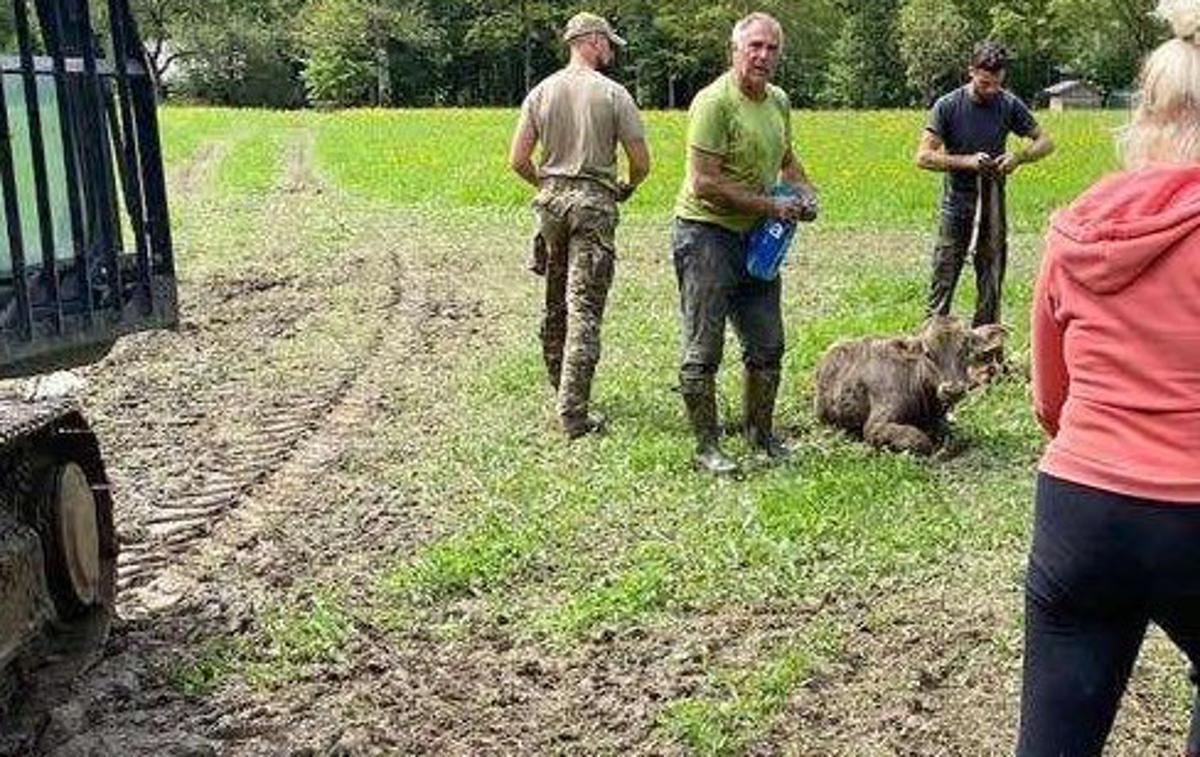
[168,142,228,200]
[0,125,486,754]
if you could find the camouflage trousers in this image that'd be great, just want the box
[532,178,618,427]
[928,177,1008,327]
[671,218,784,395]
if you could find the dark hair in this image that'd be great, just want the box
[970,41,1009,72]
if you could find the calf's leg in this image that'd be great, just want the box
[864,411,935,456]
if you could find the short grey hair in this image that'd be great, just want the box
[731,12,783,50]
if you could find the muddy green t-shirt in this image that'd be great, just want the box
[674,72,793,232]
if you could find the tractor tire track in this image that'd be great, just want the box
[113,272,400,599]
[167,141,228,200]
[106,129,399,608]
[4,119,496,754]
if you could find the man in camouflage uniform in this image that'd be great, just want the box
[672,13,817,474]
[509,12,650,438]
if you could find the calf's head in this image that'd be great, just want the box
[917,316,1006,406]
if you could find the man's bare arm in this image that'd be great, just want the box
[780,146,816,194]
[915,130,989,173]
[690,148,802,220]
[509,120,539,188]
[996,126,1055,174]
[617,137,650,200]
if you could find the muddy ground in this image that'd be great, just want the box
[0,126,1193,756]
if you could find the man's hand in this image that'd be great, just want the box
[964,152,995,173]
[764,186,820,223]
[796,185,819,222]
[768,195,805,221]
[994,152,1022,175]
[765,185,819,223]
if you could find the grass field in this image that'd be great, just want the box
[143,106,1194,755]
[310,108,1125,229]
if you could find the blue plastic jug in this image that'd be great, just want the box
[746,183,798,281]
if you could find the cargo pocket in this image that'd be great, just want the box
[527,231,548,276]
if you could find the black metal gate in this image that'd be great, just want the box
[0,0,175,378]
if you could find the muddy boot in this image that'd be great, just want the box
[743,368,788,458]
[682,381,738,475]
[562,411,606,440]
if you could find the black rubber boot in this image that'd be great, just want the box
[682,381,738,475]
[743,368,789,458]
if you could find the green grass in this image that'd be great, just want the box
[372,220,1038,647]
[661,621,843,755]
[157,106,1143,749]
[172,590,354,695]
[312,108,1124,230]
[158,106,243,166]
[217,121,289,195]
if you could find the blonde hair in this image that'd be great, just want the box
[731,13,783,51]
[1120,0,1200,167]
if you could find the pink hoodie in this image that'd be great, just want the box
[1033,165,1200,503]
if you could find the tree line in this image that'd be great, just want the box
[6,0,1168,109]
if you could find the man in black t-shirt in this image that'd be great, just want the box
[916,41,1055,326]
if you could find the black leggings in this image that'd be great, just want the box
[1017,473,1200,756]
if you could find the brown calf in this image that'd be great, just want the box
[814,316,1006,455]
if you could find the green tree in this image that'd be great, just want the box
[164,0,306,107]
[986,0,1062,99]
[897,0,970,104]
[298,0,442,106]
[127,0,190,95]
[454,0,553,105]
[1049,0,1162,94]
[821,0,910,107]
[632,0,738,107]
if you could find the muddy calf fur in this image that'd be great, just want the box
[814,316,1005,455]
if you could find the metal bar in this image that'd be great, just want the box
[0,54,147,77]
[118,0,172,276]
[14,0,63,334]
[75,0,122,313]
[38,0,93,322]
[100,80,124,256]
[0,72,32,339]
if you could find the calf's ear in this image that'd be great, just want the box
[971,323,1007,353]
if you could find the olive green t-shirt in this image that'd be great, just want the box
[517,65,645,193]
[673,72,793,232]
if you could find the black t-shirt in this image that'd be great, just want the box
[925,85,1038,195]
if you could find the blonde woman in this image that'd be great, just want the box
[1020,2,1200,753]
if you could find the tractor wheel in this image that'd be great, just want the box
[36,456,114,619]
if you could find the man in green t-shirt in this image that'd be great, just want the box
[671,12,817,475]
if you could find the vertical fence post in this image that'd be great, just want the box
[0,56,32,340]
[14,0,63,334]
[38,0,93,324]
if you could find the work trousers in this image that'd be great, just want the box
[670,218,784,395]
[533,178,618,426]
[927,178,1007,327]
